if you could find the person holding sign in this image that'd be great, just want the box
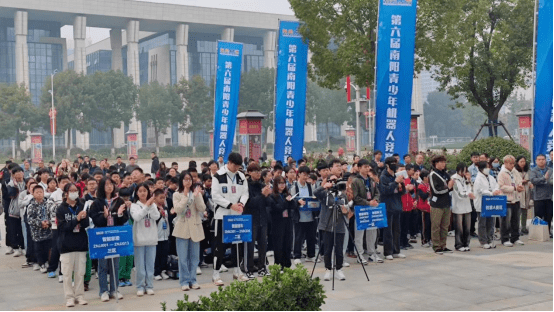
[56,182,89,307]
[291,166,319,266]
[172,172,206,291]
[89,177,129,302]
[211,152,249,286]
[473,161,502,249]
[347,159,382,263]
[497,155,525,247]
[429,155,455,254]
[130,183,160,296]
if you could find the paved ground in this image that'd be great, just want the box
[0,220,552,311]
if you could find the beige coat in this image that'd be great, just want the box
[516,170,533,209]
[172,191,206,242]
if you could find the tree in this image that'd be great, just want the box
[0,83,39,149]
[88,70,138,155]
[137,82,185,154]
[306,80,352,148]
[289,0,379,89]
[174,75,214,149]
[416,0,534,136]
[239,68,275,146]
[39,71,92,154]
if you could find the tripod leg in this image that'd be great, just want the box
[342,216,370,282]
[310,244,322,278]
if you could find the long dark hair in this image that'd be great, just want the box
[272,176,290,197]
[97,177,117,199]
[515,156,529,173]
[178,171,193,193]
[159,162,167,172]
[134,182,152,202]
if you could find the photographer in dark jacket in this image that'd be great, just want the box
[243,163,272,278]
[56,182,90,307]
[378,157,406,260]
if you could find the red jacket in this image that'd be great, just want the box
[416,183,431,213]
[401,177,416,211]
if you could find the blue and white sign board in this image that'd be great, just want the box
[87,225,134,259]
[223,215,252,244]
[355,203,388,231]
[298,197,321,211]
[481,195,507,218]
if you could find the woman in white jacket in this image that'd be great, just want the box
[130,183,160,297]
[451,163,474,252]
[473,161,501,249]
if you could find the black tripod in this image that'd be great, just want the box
[310,191,369,290]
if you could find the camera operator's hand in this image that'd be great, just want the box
[395,175,404,183]
[323,182,333,189]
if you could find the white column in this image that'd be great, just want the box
[73,16,87,75]
[110,28,123,71]
[176,24,189,82]
[14,11,29,89]
[126,20,142,148]
[263,31,276,69]
[221,27,234,42]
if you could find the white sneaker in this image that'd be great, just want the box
[154,275,162,281]
[342,261,350,267]
[482,244,491,249]
[40,265,47,273]
[137,290,144,297]
[115,292,123,299]
[392,253,406,259]
[323,269,331,281]
[100,291,110,302]
[447,231,455,237]
[266,250,274,257]
[33,263,40,271]
[58,275,63,283]
[503,241,514,247]
[385,255,394,260]
[196,267,202,275]
[212,272,224,286]
[66,298,75,307]
[5,247,14,255]
[305,257,321,263]
[191,283,201,289]
[490,241,496,248]
[220,264,229,272]
[514,240,525,245]
[181,285,190,291]
[13,249,22,257]
[336,269,346,281]
[146,289,154,295]
[76,297,88,305]
[161,271,170,279]
[233,273,249,281]
[293,259,302,266]
[369,254,384,263]
[356,256,368,265]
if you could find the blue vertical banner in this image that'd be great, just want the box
[533,0,553,161]
[274,20,309,163]
[213,41,243,161]
[373,0,418,158]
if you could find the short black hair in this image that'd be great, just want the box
[129,156,135,160]
[374,150,383,156]
[188,167,198,174]
[403,154,411,159]
[57,175,70,183]
[384,156,397,166]
[170,176,179,185]
[11,166,23,174]
[298,166,310,175]
[202,173,212,182]
[316,161,329,171]
[273,164,284,172]
[227,152,243,166]
[477,161,488,171]
[207,160,218,168]
[153,188,165,198]
[132,167,144,174]
[329,158,342,168]
[357,159,370,167]
[456,162,467,174]
[116,156,122,159]
[90,158,96,161]
[392,153,399,157]
[470,152,480,157]
[405,164,414,171]
[123,172,131,178]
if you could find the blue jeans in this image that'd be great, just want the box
[98,258,119,296]
[176,238,199,287]
[134,245,156,291]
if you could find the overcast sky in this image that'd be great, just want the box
[61,0,295,45]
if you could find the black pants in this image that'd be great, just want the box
[400,211,412,247]
[272,217,293,269]
[47,229,60,273]
[323,231,344,271]
[7,216,24,249]
[246,223,268,272]
[454,213,471,249]
[3,200,10,247]
[346,218,355,253]
[154,240,169,276]
[213,219,232,271]
[25,220,36,263]
[411,209,422,236]
[501,203,521,243]
[470,200,477,234]
[534,200,553,232]
[383,209,401,256]
[293,221,317,259]
[35,238,52,266]
[421,211,431,244]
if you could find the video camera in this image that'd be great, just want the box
[328,177,347,194]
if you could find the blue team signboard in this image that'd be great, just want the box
[87,225,134,259]
[355,203,388,230]
[223,215,252,244]
[298,197,321,211]
[481,195,507,217]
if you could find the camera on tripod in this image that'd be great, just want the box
[329,177,347,194]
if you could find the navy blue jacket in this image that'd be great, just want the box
[378,170,405,212]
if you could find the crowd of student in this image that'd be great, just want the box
[0,149,552,307]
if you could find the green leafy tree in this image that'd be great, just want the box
[39,71,92,153]
[239,68,275,145]
[88,70,138,155]
[289,0,379,89]
[0,83,39,148]
[416,0,534,136]
[137,82,185,154]
[175,75,214,148]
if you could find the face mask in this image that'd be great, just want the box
[483,168,490,176]
[68,192,79,201]
[492,163,500,169]
[388,164,398,172]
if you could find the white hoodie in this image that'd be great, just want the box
[451,173,473,214]
[473,172,499,212]
[130,201,160,246]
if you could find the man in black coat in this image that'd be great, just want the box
[151,152,160,174]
